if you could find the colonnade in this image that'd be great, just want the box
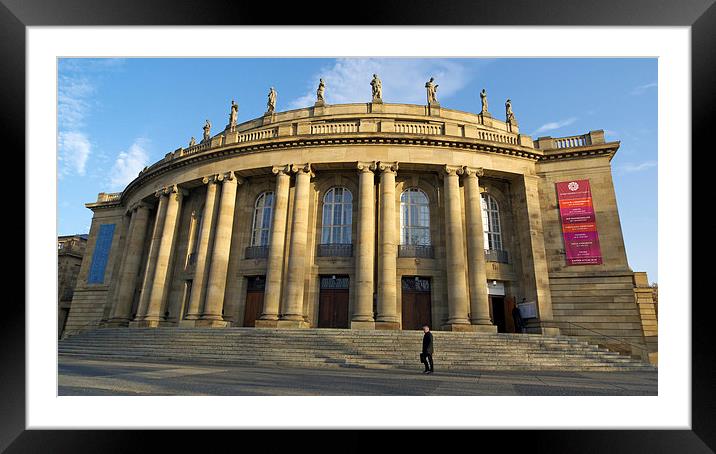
[107,162,504,331]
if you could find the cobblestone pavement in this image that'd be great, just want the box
[58,356,657,396]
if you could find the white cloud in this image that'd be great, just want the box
[109,139,150,189]
[289,58,472,109]
[630,81,657,96]
[530,117,577,136]
[616,160,657,173]
[57,59,126,179]
[58,131,91,177]
[58,74,95,130]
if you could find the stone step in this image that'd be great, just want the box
[58,352,651,372]
[57,347,626,362]
[59,339,606,349]
[57,349,642,367]
[59,328,652,372]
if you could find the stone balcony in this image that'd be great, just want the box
[534,130,606,150]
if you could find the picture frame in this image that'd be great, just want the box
[6,0,711,450]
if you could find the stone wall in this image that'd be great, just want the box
[63,207,126,338]
[536,155,648,358]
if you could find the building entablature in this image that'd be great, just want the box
[87,105,619,211]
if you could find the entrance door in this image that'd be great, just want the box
[243,276,266,327]
[401,276,432,330]
[318,275,349,328]
[490,296,506,333]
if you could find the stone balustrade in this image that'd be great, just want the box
[96,192,122,203]
[554,135,591,148]
[394,121,442,135]
[124,106,614,201]
[476,130,519,145]
[181,141,212,157]
[310,122,359,134]
[236,128,278,143]
[535,130,607,150]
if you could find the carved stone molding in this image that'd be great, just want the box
[155,184,186,200]
[127,200,152,214]
[356,161,377,173]
[462,166,485,178]
[272,164,291,176]
[443,164,464,176]
[291,163,315,178]
[202,174,220,185]
[378,161,399,174]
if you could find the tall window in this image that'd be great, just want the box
[400,188,431,245]
[321,187,352,244]
[251,192,274,246]
[481,193,503,250]
[187,208,203,265]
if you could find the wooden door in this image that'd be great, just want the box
[243,276,266,327]
[318,275,349,328]
[243,291,264,327]
[401,277,432,330]
[318,289,349,328]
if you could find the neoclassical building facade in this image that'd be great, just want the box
[64,92,651,357]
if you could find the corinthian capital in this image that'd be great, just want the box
[272,164,291,176]
[357,161,377,173]
[378,161,399,174]
[462,166,484,178]
[291,163,315,177]
[202,174,220,185]
[443,165,464,176]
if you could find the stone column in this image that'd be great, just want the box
[256,165,291,327]
[513,174,558,335]
[107,202,151,326]
[463,166,497,332]
[376,161,399,329]
[278,163,313,328]
[132,190,169,324]
[442,165,471,329]
[201,171,240,327]
[352,161,377,329]
[181,175,220,325]
[142,185,184,327]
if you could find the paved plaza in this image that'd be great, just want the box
[58,356,657,396]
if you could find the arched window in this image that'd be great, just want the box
[400,188,431,245]
[321,187,352,244]
[187,207,203,265]
[481,193,503,251]
[251,191,274,246]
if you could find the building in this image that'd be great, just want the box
[62,84,655,360]
[58,234,88,338]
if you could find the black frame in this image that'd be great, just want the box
[7,0,712,451]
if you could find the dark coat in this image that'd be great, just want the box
[512,306,524,329]
[422,331,434,354]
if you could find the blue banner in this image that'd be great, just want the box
[87,223,116,284]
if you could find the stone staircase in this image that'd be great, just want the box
[58,328,655,372]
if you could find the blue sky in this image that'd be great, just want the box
[57,58,657,282]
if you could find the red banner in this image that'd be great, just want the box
[556,179,603,265]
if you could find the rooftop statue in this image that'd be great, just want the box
[316,79,326,103]
[425,77,439,104]
[202,120,211,142]
[480,88,489,114]
[229,100,238,128]
[505,98,515,123]
[189,136,196,147]
[267,87,277,114]
[370,74,382,102]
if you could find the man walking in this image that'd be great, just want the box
[512,298,527,333]
[421,325,434,374]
